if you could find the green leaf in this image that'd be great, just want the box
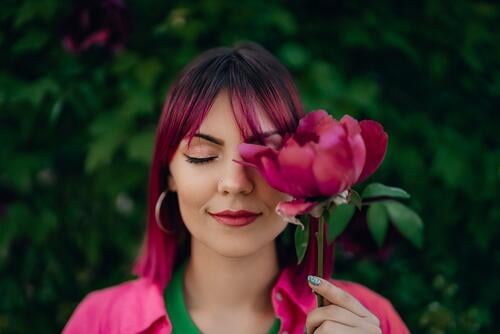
[341,26,374,48]
[349,189,362,209]
[367,203,389,247]
[362,183,410,199]
[430,146,466,188]
[12,30,49,54]
[381,31,420,64]
[85,113,129,172]
[15,78,58,106]
[49,98,63,126]
[327,204,355,242]
[279,43,309,69]
[134,58,163,88]
[127,130,155,163]
[14,0,58,27]
[294,216,310,264]
[85,133,122,173]
[383,200,424,248]
[346,78,379,108]
[112,51,140,74]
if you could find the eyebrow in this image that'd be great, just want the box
[192,130,281,146]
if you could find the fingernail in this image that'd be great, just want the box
[307,275,321,286]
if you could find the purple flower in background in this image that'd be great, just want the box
[62,0,132,54]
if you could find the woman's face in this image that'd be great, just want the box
[168,90,293,258]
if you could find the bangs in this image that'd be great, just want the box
[182,43,303,147]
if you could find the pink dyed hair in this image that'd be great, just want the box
[132,42,336,289]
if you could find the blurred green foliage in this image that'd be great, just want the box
[1,0,499,333]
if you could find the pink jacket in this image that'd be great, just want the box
[62,265,410,334]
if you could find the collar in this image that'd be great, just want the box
[272,265,316,314]
[110,277,167,334]
[122,265,315,333]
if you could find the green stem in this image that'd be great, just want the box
[316,215,325,307]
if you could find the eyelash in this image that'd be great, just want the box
[184,155,217,165]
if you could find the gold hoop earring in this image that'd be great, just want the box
[155,190,173,234]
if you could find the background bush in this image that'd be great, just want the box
[0,1,498,333]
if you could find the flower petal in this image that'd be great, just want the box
[277,141,319,197]
[276,199,319,229]
[259,156,291,193]
[340,115,366,182]
[277,198,317,217]
[357,120,388,183]
[238,143,292,193]
[296,110,330,136]
[313,135,357,195]
[238,143,275,166]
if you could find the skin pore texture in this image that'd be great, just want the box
[167,89,294,334]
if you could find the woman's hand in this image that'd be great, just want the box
[305,275,382,334]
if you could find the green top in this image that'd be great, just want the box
[165,260,281,334]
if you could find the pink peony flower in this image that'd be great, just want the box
[237,110,388,227]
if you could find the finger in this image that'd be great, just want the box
[305,304,363,334]
[307,275,373,318]
[311,320,358,334]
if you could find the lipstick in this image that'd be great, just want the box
[209,210,261,227]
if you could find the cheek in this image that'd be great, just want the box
[258,189,293,228]
[174,168,215,213]
[260,185,293,208]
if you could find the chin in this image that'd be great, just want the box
[206,237,272,258]
[215,241,264,258]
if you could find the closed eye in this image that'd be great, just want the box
[183,154,217,165]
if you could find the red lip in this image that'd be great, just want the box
[209,210,262,227]
[210,210,261,217]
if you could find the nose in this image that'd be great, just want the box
[218,154,254,195]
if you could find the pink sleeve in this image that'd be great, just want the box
[375,295,411,334]
[330,279,411,334]
[62,291,107,334]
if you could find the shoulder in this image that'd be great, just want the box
[62,278,166,334]
[329,278,411,334]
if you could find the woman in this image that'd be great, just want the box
[63,42,410,334]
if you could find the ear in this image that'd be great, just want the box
[168,173,177,192]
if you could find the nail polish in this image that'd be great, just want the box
[307,275,321,286]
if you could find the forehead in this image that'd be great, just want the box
[195,90,277,139]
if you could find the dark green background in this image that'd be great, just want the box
[1,1,498,333]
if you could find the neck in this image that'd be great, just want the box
[183,238,280,315]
